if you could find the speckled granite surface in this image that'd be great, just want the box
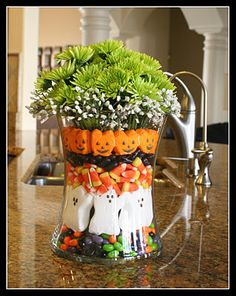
[8,134,228,289]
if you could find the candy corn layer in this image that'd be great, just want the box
[66,157,153,196]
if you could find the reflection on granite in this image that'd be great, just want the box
[8,134,228,289]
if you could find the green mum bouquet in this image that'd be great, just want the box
[27,39,180,130]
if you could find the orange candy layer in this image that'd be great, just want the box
[66,157,153,196]
[62,127,159,156]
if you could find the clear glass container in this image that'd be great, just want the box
[51,116,167,264]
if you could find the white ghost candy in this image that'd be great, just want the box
[118,186,153,232]
[89,189,127,235]
[62,185,94,232]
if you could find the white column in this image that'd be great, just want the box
[181,8,228,126]
[201,30,228,125]
[79,8,111,45]
[18,7,39,131]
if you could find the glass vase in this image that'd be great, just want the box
[51,115,167,264]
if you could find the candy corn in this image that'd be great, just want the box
[138,173,147,184]
[72,176,81,189]
[109,163,127,180]
[111,179,122,196]
[100,172,112,188]
[132,157,147,175]
[126,164,138,171]
[120,182,140,192]
[90,168,102,187]
[82,181,91,193]
[81,168,90,183]
[75,166,83,174]
[96,167,105,173]
[84,163,97,169]
[97,184,108,195]
[121,169,140,180]
[120,177,135,183]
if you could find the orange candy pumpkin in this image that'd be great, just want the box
[114,130,140,155]
[70,128,92,154]
[136,129,159,154]
[91,129,116,156]
[62,127,74,151]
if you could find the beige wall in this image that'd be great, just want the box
[39,8,81,47]
[8,8,23,53]
[126,8,170,70]
[8,7,81,52]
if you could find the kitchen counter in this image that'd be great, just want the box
[8,131,229,289]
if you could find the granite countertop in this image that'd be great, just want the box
[8,132,228,289]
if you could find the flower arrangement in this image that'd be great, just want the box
[27,39,180,130]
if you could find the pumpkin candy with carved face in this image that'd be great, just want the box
[114,130,140,155]
[91,129,116,156]
[62,126,74,151]
[70,128,92,154]
[136,129,159,154]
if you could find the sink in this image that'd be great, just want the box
[24,158,65,186]
[26,176,64,185]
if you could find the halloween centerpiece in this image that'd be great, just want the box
[27,40,180,263]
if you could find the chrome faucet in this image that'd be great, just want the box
[164,71,213,187]
[165,71,196,159]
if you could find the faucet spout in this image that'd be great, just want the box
[164,72,196,158]
[164,71,213,186]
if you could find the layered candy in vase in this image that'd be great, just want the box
[51,127,162,262]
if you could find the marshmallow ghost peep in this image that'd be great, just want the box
[62,185,94,231]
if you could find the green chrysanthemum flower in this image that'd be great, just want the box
[34,73,52,91]
[27,39,180,129]
[127,77,160,101]
[150,70,176,90]
[136,52,162,70]
[55,45,94,66]
[91,39,124,59]
[106,47,133,65]
[96,67,131,99]
[48,81,77,105]
[117,57,145,77]
[71,63,105,91]
[42,60,76,81]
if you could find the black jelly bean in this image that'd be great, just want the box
[84,236,93,245]
[91,234,103,245]
[102,239,109,245]
[149,231,155,238]
[105,162,119,171]
[121,157,132,164]
[96,155,103,161]
[147,154,155,164]
[137,250,144,256]
[78,237,86,247]
[95,155,103,165]
[65,229,74,236]
[100,251,107,258]
[84,155,90,162]
[133,148,141,158]
[82,243,96,256]
[110,155,117,161]
[67,246,78,253]
[89,157,97,164]
[138,151,145,158]
[59,233,68,243]
[100,158,111,168]
[94,245,104,257]
[142,158,150,166]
